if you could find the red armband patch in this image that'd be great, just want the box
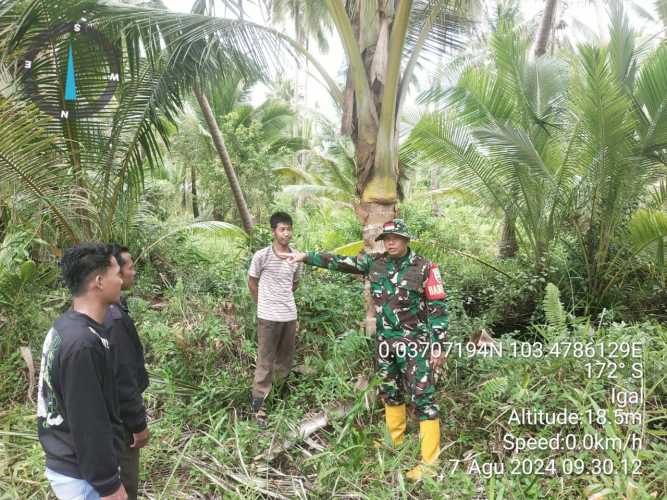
[424,264,446,300]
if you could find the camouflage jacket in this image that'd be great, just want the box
[305,249,448,343]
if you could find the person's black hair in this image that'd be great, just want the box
[270,211,293,229]
[60,243,115,296]
[109,244,131,268]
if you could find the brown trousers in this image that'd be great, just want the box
[119,433,140,500]
[252,319,297,399]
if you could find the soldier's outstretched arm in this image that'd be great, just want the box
[280,251,372,275]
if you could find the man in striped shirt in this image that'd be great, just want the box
[247,212,303,423]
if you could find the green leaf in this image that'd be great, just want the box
[331,240,364,256]
[19,260,37,282]
[628,209,667,267]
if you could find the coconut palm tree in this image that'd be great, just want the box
[190,73,306,214]
[267,0,333,117]
[1,0,294,243]
[268,0,333,52]
[323,0,472,251]
[167,69,306,223]
[263,0,472,250]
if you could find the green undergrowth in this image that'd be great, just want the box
[1,204,665,498]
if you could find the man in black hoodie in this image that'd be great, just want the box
[106,245,149,500]
[37,244,127,500]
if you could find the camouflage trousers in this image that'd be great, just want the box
[376,333,438,420]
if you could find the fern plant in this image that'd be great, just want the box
[478,376,509,404]
[542,282,567,334]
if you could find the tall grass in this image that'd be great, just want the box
[1,202,665,498]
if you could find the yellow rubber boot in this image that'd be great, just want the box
[384,404,406,446]
[406,419,440,481]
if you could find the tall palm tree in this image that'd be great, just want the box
[170,74,305,222]
[267,0,333,112]
[177,0,256,233]
[186,0,323,233]
[268,0,333,52]
[261,1,471,249]
[194,87,255,232]
[324,0,469,251]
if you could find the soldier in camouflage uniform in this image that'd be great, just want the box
[282,219,448,480]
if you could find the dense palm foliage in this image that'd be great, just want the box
[275,117,356,209]
[0,0,288,244]
[406,5,667,307]
[174,76,306,223]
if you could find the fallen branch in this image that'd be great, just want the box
[19,346,35,403]
[255,403,354,462]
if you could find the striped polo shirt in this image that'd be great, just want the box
[248,245,303,322]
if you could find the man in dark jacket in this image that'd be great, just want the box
[38,243,127,499]
[106,245,149,500]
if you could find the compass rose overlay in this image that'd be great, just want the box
[22,21,121,120]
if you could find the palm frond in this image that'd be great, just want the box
[0,92,80,242]
[268,0,333,52]
[635,45,667,154]
[606,0,641,91]
[273,165,319,185]
[404,111,513,212]
[2,0,304,243]
[628,208,667,267]
[404,0,469,62]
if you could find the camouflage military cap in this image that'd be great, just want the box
[375,218,412,241]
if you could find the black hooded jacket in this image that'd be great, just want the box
[105,296,149,434]
[37,309,123,496]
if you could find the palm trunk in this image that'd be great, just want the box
[191,163,199,219]
[293,18,307,170]
[356,202,397,334]
[0,203,6,243]
[181,174,187,208]
[498,214,518,258]
[534,0,559,57]
[194,86,254,234]
[431,166,442,217]
[328,0,411,334]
